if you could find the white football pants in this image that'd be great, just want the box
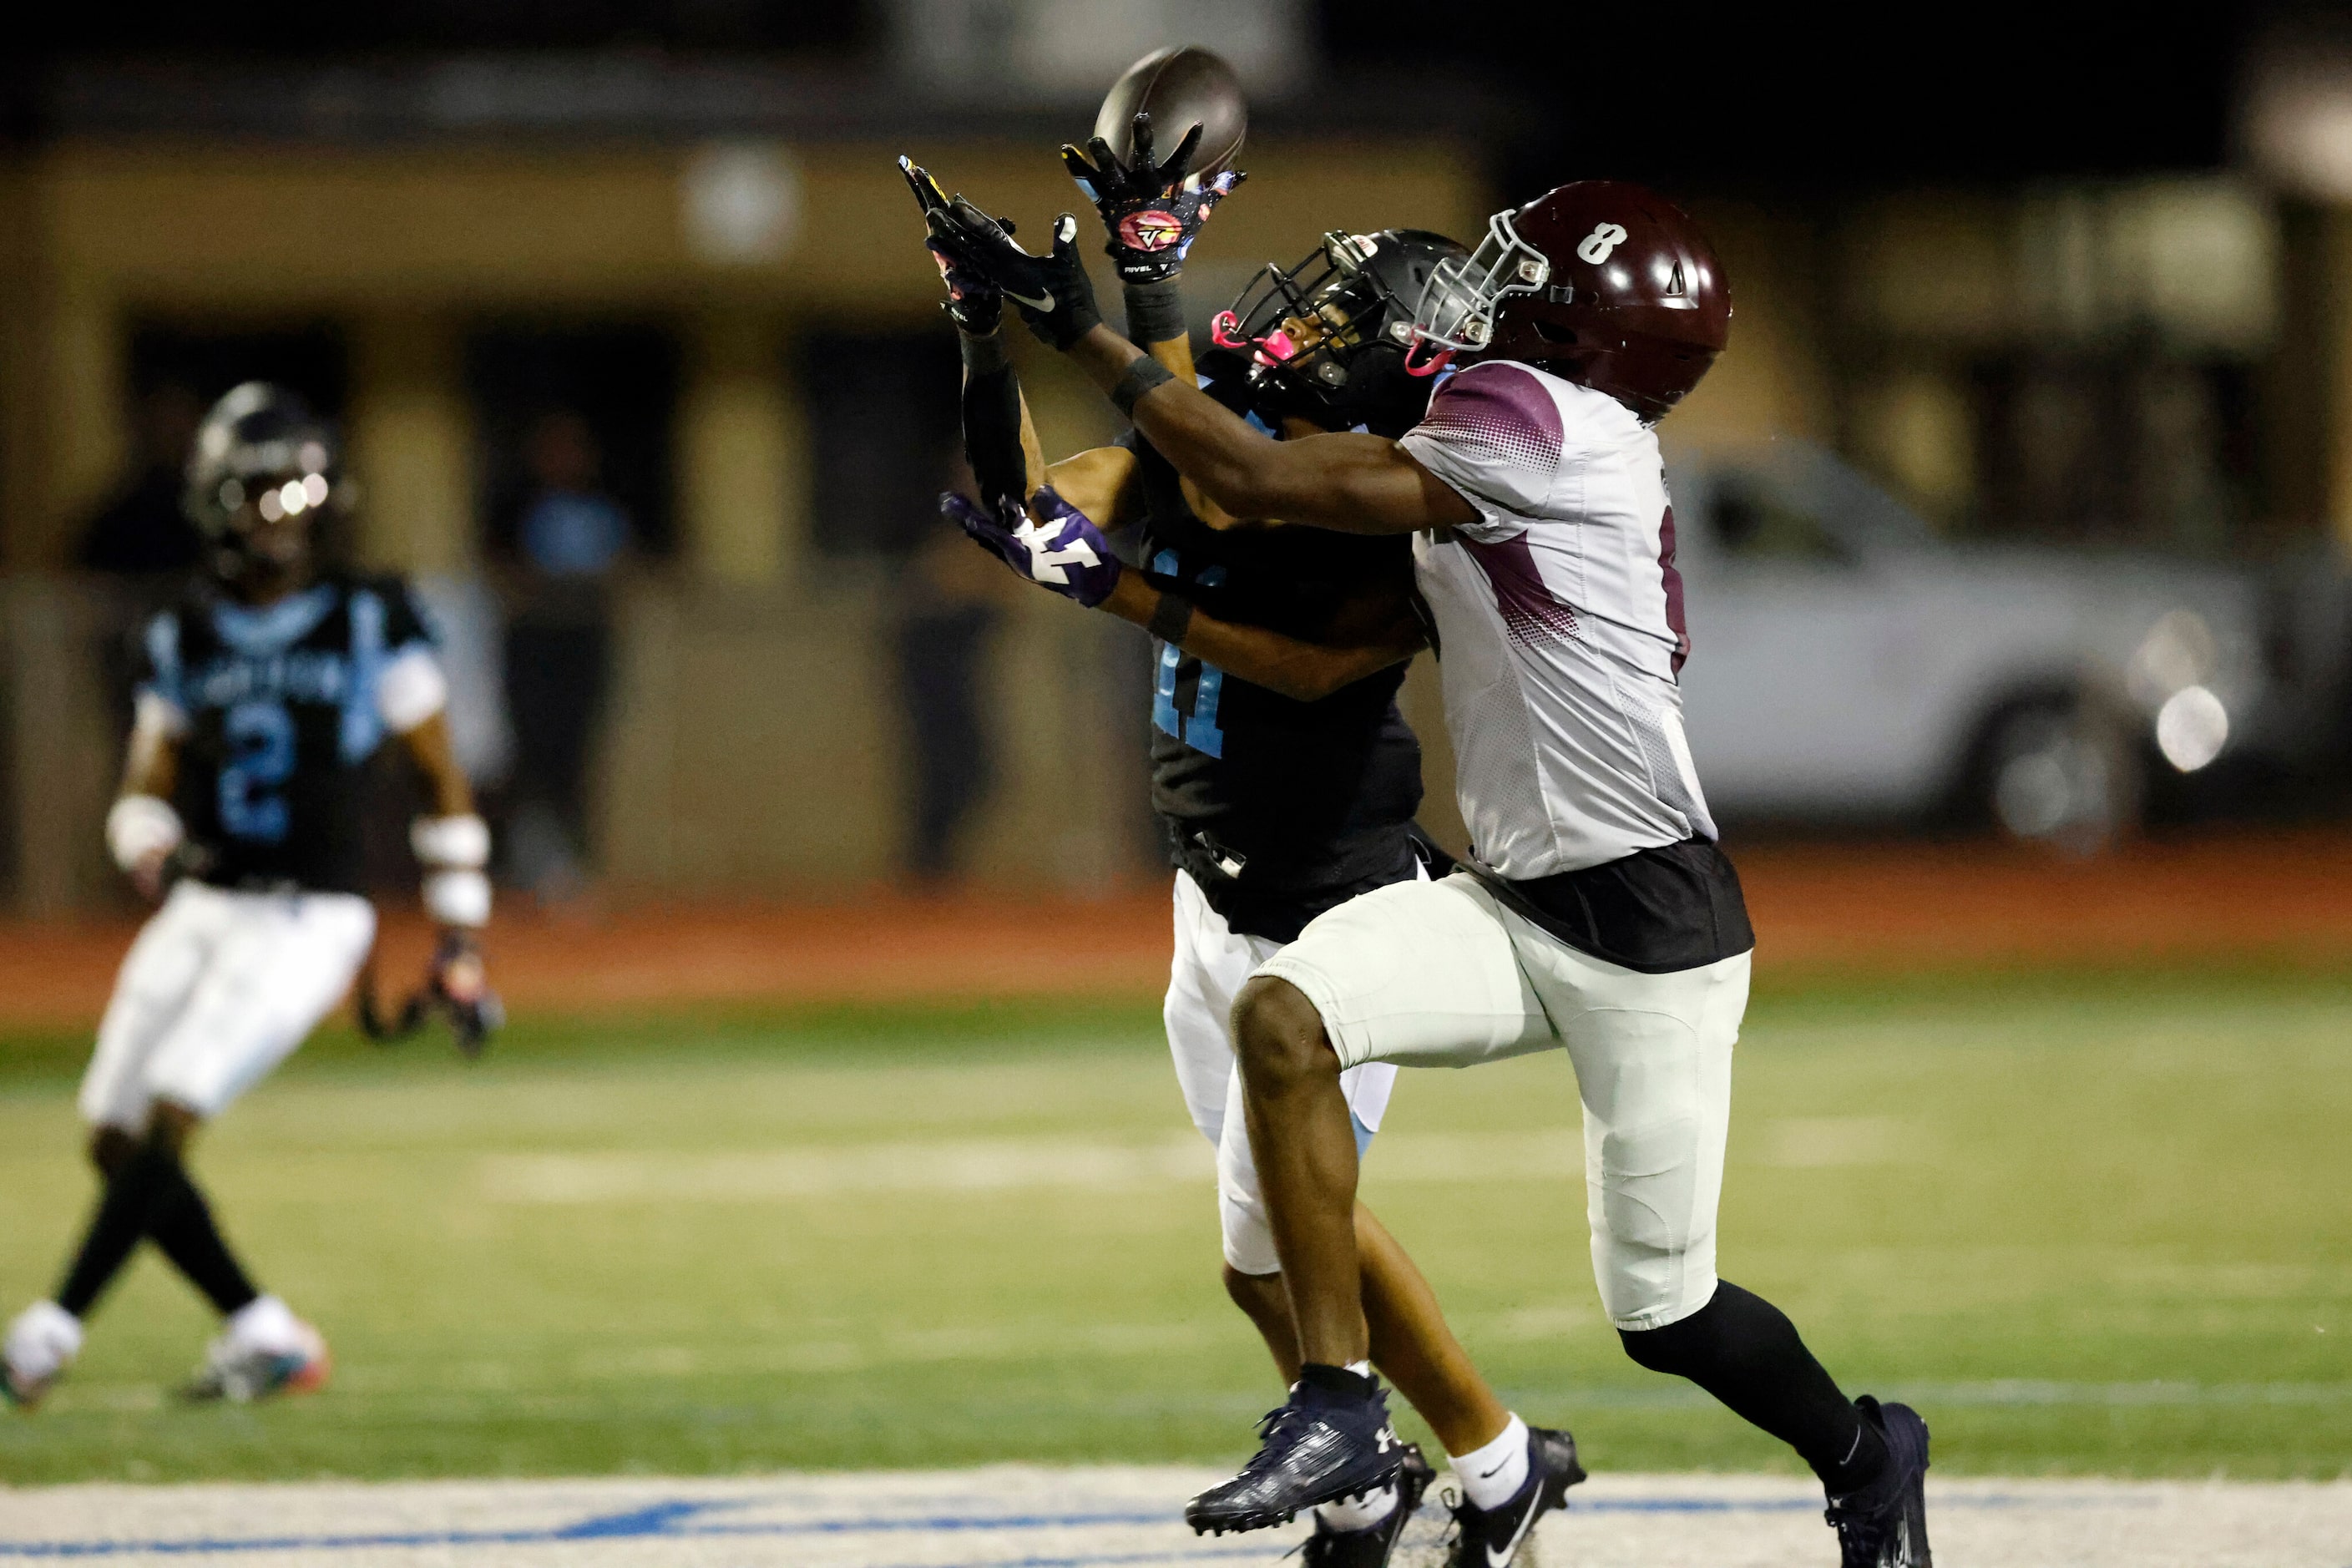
[1258,869,1751,1331]
[1163,869,1399,1277]
[79,881,377,1130]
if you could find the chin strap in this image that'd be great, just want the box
[1402,336,1455,378]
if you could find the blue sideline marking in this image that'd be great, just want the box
[0,1489,2117,1559]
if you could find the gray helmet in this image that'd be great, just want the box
[183,382,338,557]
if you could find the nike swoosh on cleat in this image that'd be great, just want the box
[1485,1486,1544,1568]
[1005,289,1055,311]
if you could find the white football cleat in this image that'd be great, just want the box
[3,1301,83,1410]
[182,1297,331,1404]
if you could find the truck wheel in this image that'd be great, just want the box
[1975,695,2144,852]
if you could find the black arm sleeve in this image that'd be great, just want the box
[959,331,1028,513]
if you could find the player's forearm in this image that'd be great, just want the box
[1100,573,1421,703]
[120,729,178,802]
[959,330,1032,510]
[1065,326,1278,513]
[1065,326,1434,534]
[1126,275,1195,381]
[400,713,475,818]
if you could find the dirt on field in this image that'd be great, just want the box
[2,831,2348,1034]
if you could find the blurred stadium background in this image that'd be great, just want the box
[2,0,2349,1553]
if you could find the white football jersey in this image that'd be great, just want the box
[1399,359,1716,877]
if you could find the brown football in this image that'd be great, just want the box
[1092,46,1247,181]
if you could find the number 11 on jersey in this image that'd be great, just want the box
[1149,549,1227,757]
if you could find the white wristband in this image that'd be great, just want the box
[423,868,493,928]
[411,814,490,870]
[105,795,183,872]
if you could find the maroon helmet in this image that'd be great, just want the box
[1409,180,1730,421]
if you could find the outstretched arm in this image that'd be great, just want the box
[906,175,1474,536]
[1067,326,1477,535]
[1100,571,1425,704]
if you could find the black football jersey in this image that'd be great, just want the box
[137,574,439,895]
[1125,403,1426,942]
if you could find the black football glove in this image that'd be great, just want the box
[1061,111,1246,285]
[427,933,503,1060]
[356,932,502,1060]
[899,159,1103,350]
[900,155,1002,335]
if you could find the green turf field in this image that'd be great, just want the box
[3,973,2348,1485]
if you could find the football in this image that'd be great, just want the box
[1092,45,1247,183]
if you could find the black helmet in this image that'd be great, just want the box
[1203,228,1469,438]
[183,382,338,574]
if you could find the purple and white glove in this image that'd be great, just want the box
[940,485,1121,608]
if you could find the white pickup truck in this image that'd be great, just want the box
[1664,441,2325,847]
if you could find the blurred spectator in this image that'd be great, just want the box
[499,408,630,901]
[75,382,207,578]
[894,516,1007,886]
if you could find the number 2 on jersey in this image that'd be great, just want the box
[220,700,296,843]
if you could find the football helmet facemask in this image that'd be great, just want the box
[1409,180,1730,422]
[1205,227,1468,438]
[182,382,341,579]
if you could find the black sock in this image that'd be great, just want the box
[147,1168,260,1317]
[1297,1362,1378,1399]
[1619,1280,1888,1490]
[54,1145,178,1317]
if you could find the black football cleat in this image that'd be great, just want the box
[1184,1370,1406,1535]
[1440,1424,1586,1568]
[1301,1441,1435,1566]
[1824,1397,1932,1567]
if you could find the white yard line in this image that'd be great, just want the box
[469,1122,1924,1206]
[2,1467,2346,1568]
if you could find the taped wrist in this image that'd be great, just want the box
[412,814,492,928]
[960,350,1028,513]
[106,795,182,871]
[411,813,490,869]
[1147,589,1195,644]
[1111,354,1177,416]
[1122,277,1187,348]
[423,870,493,928]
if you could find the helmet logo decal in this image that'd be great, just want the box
[1576,222,1629,265]
[1117,210,1186,252]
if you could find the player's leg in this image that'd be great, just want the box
[1191,874,1564,1536]
[1162,872,1299,1372]
[1215,1075,1510,1457]
[1222,1148,1466,1557]
[1542,937,1929,1565]
[1353,1207,1509,1456]
[1177,873,1490,1559]
[140,891,375,1401]
[3,885,221,1407]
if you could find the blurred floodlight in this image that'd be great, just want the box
[2156,685,2229,773]
[2247,47,2352,201]
[682,144,802,266]
[889,0,1308,99]
[2126,609,2218,708]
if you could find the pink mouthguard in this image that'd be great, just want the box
[1208,311,1300,369]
